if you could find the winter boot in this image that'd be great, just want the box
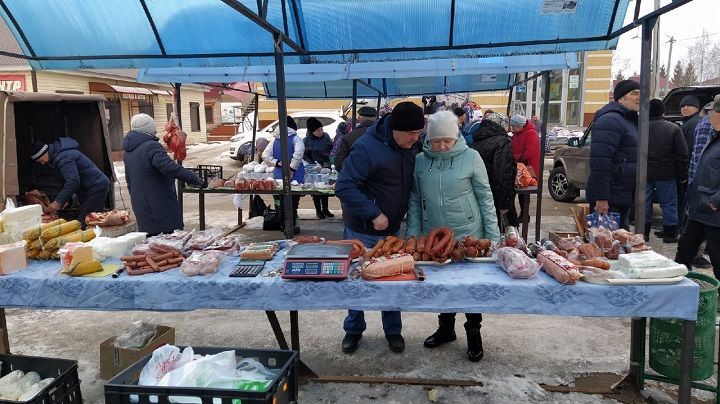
[464,322,484,362]
[643,224,652,242]
[321,197,334,218]
[313,197,325,219]
[424,316,456,348]
[662,225,678,243]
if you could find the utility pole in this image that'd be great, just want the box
[651,0,661,98]
[665,36,675,96]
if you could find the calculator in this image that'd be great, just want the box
[229,261,266,277]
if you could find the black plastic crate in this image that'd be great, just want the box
[0,354,82,404]
[197,165,223,181]
[104,347,298,404]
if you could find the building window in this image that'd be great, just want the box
[205,105,214,124]
[139,100,154,117]
[166,103,173,121]
[190,102,200,131]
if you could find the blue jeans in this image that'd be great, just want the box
[645,180,678,226]
[342,226,402,336]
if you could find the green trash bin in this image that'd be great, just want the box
[649,272,719,381]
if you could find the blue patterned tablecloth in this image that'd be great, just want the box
[0,249,699,320]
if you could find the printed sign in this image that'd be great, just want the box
[481,74,497,82]
[542,0,578,14]
[569,75,579,89]
[0,75,25,91]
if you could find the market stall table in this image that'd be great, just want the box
[0,246,699,401]
[182,186,335,231]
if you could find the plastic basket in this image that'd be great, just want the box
[649,272,719,381]
[0,353,82,404]
[197,165,223,181]
[104,347,298,404]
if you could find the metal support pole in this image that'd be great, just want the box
[0,308,9,354]
[536,72,551,242]
[506,85,514,116]
[352,79,358,125]
[376,94,382,119]
[273,34,294,239]
[250,93,259,159]
[173,83,184,214]
[265,311,290,350]
[678,320,696,404]
[634,18,657,235]
[628,317,647,389]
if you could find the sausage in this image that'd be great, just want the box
[167,257,185,265]
[128,267,155,276]
[416,236,427,254]
[582,257,611,270]
[421,252,431,261]
[424,229,441,254]
[412,252,422,261]
[405,237,417,254]
[537,250,582,284]
[146,256,159,270]
[121,255,146,262]
[443,234,456,257]
[383,237,402,255]
[293,235,321,243]
[431,228,454,255]
[367,239,385,258]
[391,239,405,254]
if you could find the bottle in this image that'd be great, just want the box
[329,164,338,185]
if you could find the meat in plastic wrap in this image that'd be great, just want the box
[586,227,613,251]
[180,251,224,276]
[163,114,187,162]
[187,228,224,250]
[494,247,542,279]
[537,250,582,284]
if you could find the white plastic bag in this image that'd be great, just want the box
[16,378,54,401]
[114,321,157,349]
[158,350,236,387]
[233,194,245,209]
[138,345,194,386]
[0,371,40,400]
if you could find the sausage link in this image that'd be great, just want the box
[405,237,417,254]
[416,236,427,254]
[366,239,384,258]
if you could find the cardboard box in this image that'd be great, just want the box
[100,325,175,380]
[549,231,581,244]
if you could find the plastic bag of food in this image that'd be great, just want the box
[0,370,24,387]
[180,251,224,276]
[493,247,542,279]
[114,321,157,349]
[187,228,224,250]
[584,212,620,231]
[537,250,582,284]
[148,230,192,255]
[0,371,40,400]
[16,378,55,401]
[577,242,602,259]
[605,240,624,260]
[139,345,194,386]
[612,229,645,247]
[586,227,613,250]
[498,226,527,252]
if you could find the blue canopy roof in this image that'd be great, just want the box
[0,0,630,69]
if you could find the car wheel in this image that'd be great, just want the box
[548,167,578,202]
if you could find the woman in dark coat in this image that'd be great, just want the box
[469,112,517,229]
[304,117,335,219]
[123,114,204,236]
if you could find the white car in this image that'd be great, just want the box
[228,110,346,161]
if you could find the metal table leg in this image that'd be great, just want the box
[520,194,531,241]
[265,311,289,350]
[629,317,647,390]
[199,191,206,230]
[0,308,9,354]
[678,320,696,404]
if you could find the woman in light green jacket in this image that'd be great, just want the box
[406,110,500,362]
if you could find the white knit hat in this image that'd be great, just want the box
[426,110,459,140]
[130,113,157,135]
[510,114,527,127]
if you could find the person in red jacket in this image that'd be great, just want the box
[510,114,540,226]
[509,114,540,175]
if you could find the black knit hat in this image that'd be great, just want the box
[679,95,700,109]
[613,79,640,101]
[649,99,665,118]
[453,107,465,118]
[390,102,425,131]
[286,116,298,131]
[357,106,377,117]
[29,141,48,161]
[306,117,323,134]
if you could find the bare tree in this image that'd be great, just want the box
[683,30,720,83]
[615,70,626,81]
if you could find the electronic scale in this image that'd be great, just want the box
[281,243,353,280]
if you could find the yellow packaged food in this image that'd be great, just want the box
[40,220,81,241]
[62,259,102,276]
[43,229,95,251]
[23,219,66,241]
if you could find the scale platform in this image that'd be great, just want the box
[281,243,353,280]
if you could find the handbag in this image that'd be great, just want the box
[262,207,282,231]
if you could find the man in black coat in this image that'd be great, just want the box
[586,79,640,230]
[30,137,110,227]
[469,112,517,229]
[123,114,204,236]
[675,100,720,278]
[677,95,703,228]
[333,106,377,171]
[645,99,688,243]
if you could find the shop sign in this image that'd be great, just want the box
[542,0,577,14]
[121,93,147,100]
[569,75,579,89]
[0,75,25,91]
[481,74,497,82]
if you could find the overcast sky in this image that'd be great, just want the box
[613,0,720,75]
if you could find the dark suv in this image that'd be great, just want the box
[549,85,720,202]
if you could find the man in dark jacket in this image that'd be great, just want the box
[303,117,334,219]
[333,106,377,171]
[586,79,640,230]
[676,95,703,228]
[123,114,204,236]
[469,112,517,229]
[31,137,111,227]
[334,102,423,355]
[645,99,689,243]
[675,100,720,278]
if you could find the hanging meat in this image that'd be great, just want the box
[163,114,187,162]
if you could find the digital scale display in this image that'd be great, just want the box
[281,243,353,280]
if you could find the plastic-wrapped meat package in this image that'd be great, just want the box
[612,229,645,247]
[494,247,542,279]
[537,250,582,284]
[499,226,527,252]
[188,228,224,250]
[180,251,224,276]
[204,235,242,254]
[148,230,192,256]
[555,237,577,252]
[577,243,602,259]
[605,240,624,259]
[586,227,613,250]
